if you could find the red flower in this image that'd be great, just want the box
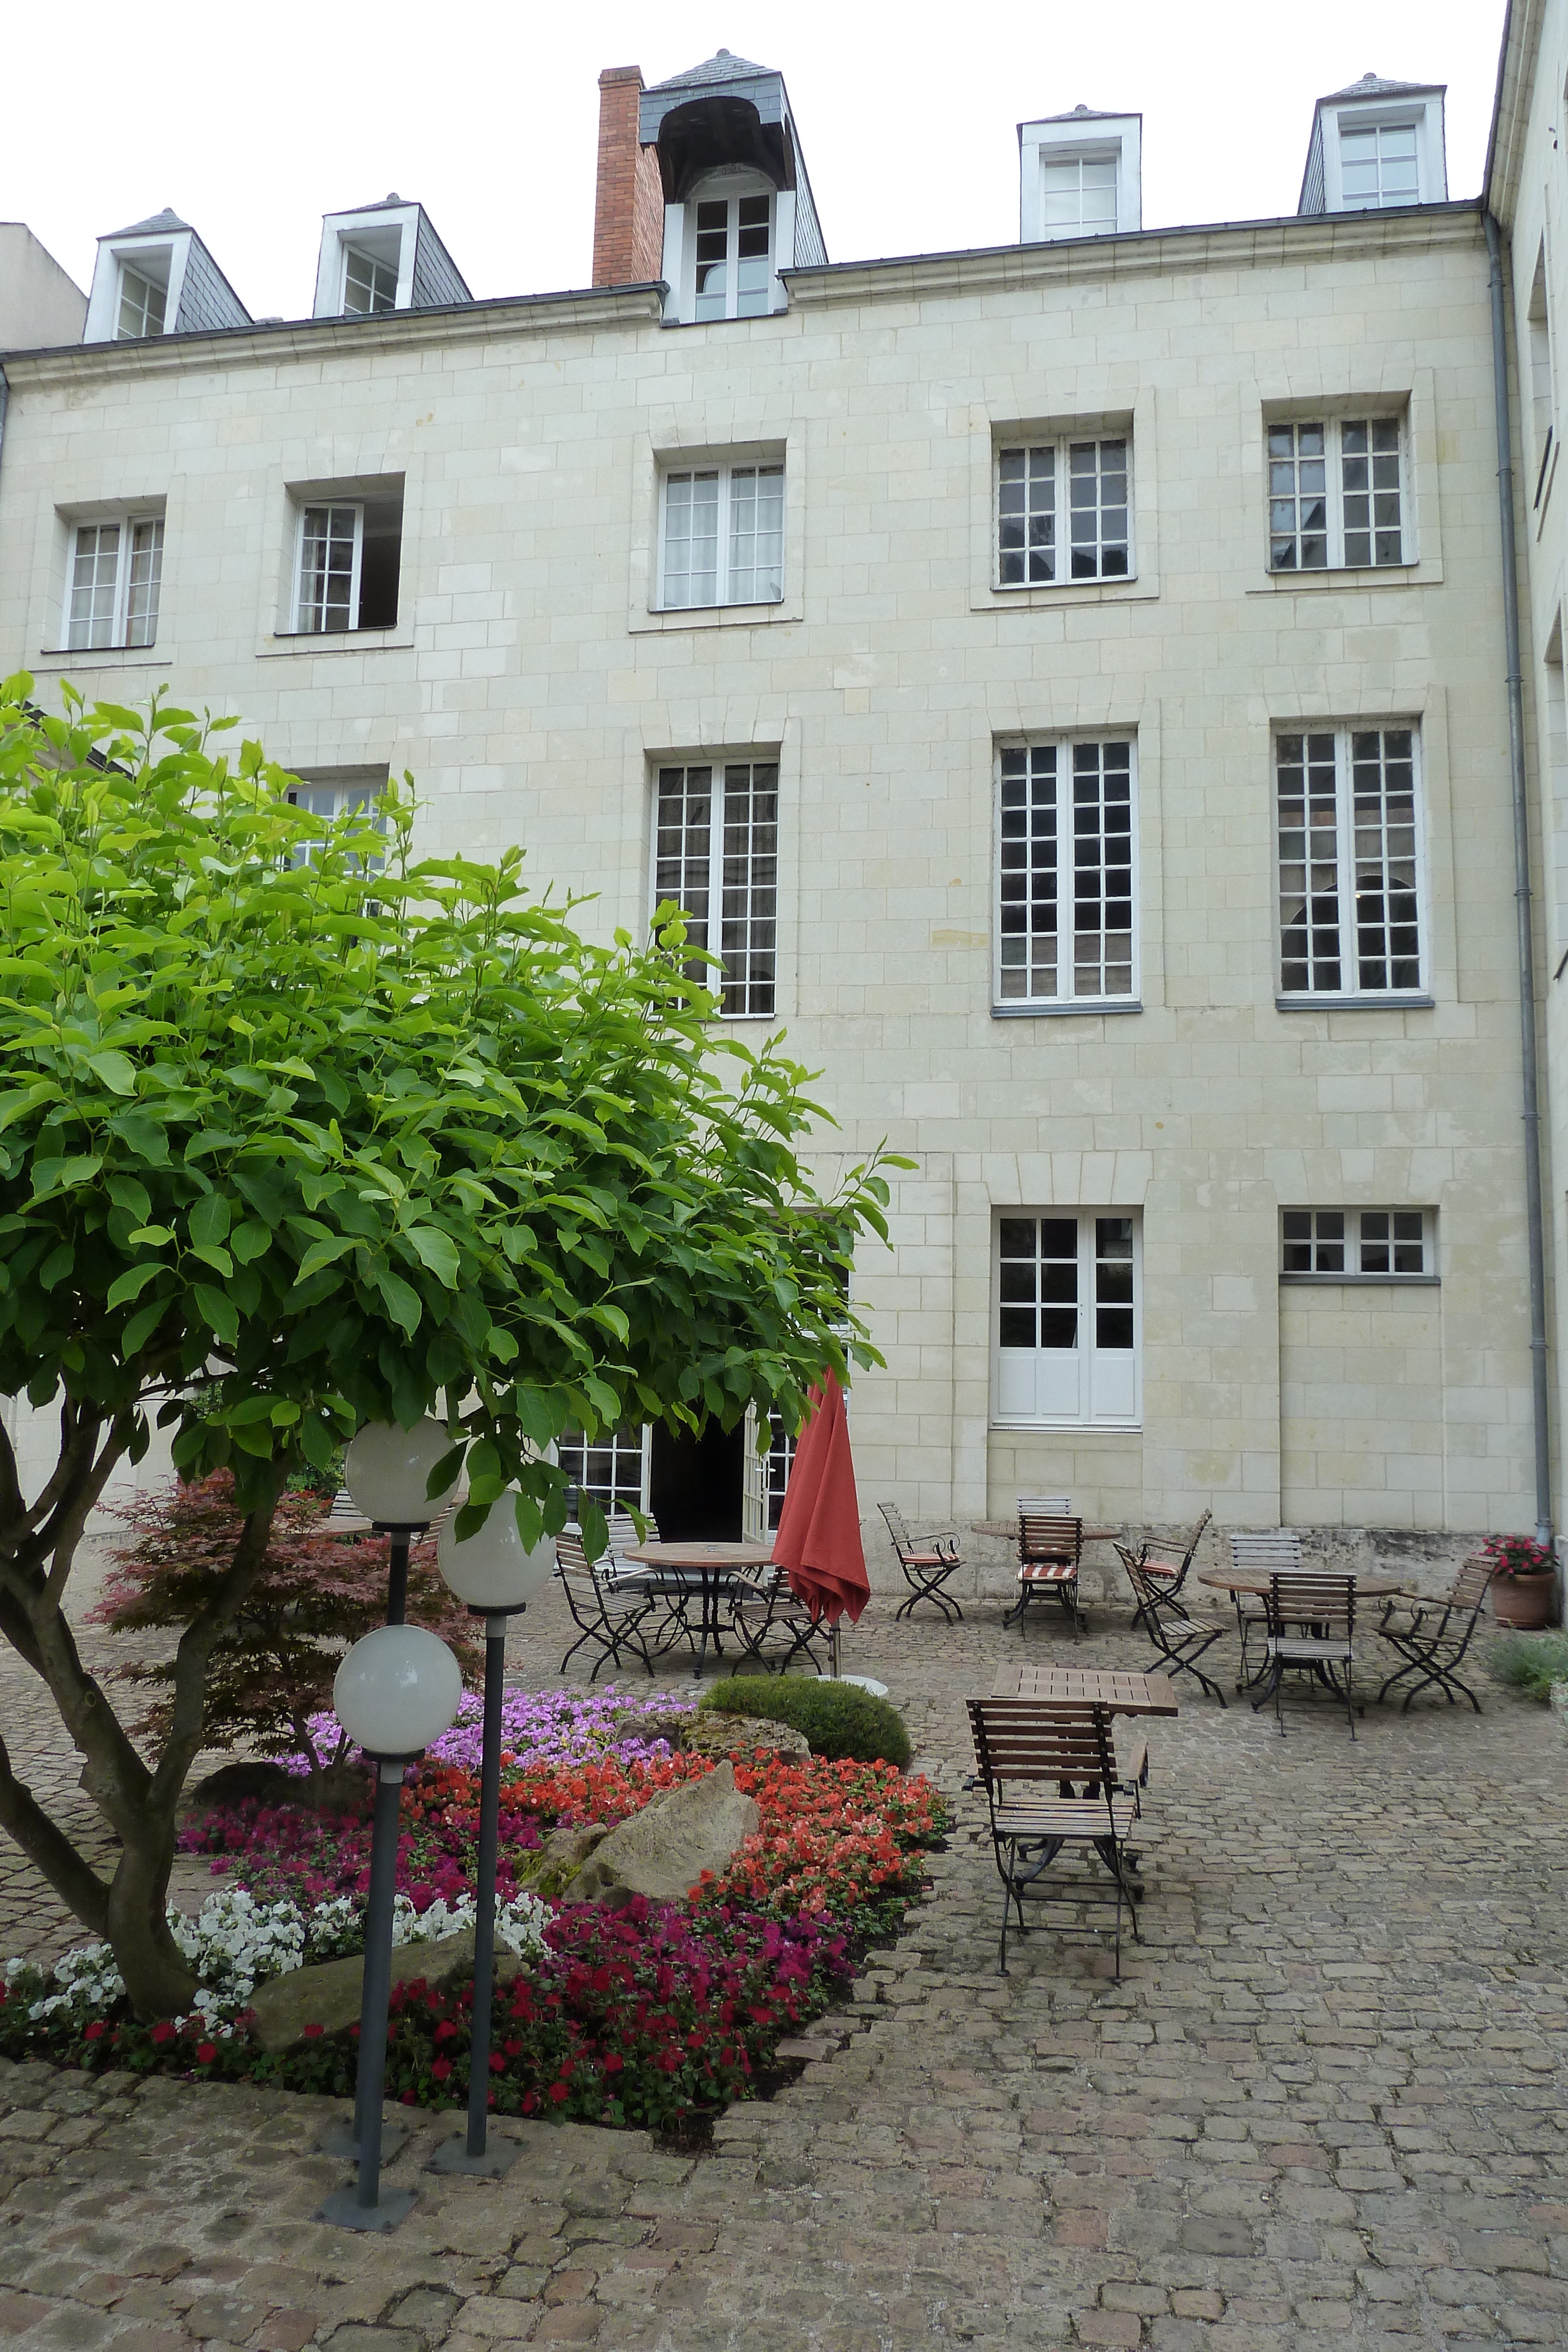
[549,2082,570,2103]
[196,2042,218,2065]
[603,2052,624,2073]
[83,2021,106,2042]
[302,2022,323,2039]
[151,2022,176,2046]
[430,2057,453,2082]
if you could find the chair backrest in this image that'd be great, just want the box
[1266,1571,1353,1634]
[878,1501,914,1559]
[1450,1555,1495,1614]
[607,1511,658,1555]
[1228,1529,1303,1575]
[556,1530,609,1596]
[1178,1508,1214,1573]
[1018,1494,1071,1516]
[1019,1512,1083,1566]
[966,1697,1116,1797]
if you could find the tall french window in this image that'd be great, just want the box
[660,463,784,609]
[996,739,1136,1007]
[994,1212,1141,1426]
[1276,727,1423,997]
[653,761,778,1017]
[66,518,164,650]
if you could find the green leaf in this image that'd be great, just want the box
[107,1262,164,1309]
[106,1174,152,1224]
[122,1295,174,1356]
[189,1192,232,1247]
[403,1226,460,1287]
[296,1235,356,1282]
[127,1225,174,1248]
[30,1155,102,1202]
[191,1284,240,1346]
[376,1269,423,1337]
[190,1245,235,1278]
[39,1242,73,1291]
[230,1221,272,1264]
[86,1051,137,1096]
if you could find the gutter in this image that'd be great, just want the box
[1485,209,1555,1556]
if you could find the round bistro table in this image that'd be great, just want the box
[620,1540,777,1678]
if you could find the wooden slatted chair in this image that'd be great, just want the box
[1226,1529,1303,1688]
[1122,1558,1231,1705]
[1115,1509,1212,1632]
[1374,1555,1495,1712]
[1007,1510,1085,1635]
[965,1698,1142,1975]
[1253,1571,1358,1737]
[877,1502,965,1622]
[726,1565,831,1675]
[555,1531,659,1681]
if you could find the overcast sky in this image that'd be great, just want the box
[3,0,1507,321]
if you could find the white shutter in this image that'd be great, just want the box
[741,1402,766,1539]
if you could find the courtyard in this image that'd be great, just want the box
[1,1571,1563,2352]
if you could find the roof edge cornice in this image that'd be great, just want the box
[0,282,668,386]
[780,200,1485,306]
[1485,0,1542,228]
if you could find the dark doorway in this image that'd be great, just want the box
[650,1419,744,1540]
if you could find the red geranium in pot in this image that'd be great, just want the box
[1480,1535,1560,1629]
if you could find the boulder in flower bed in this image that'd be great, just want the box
[248,1926,531,2052]
[683,1709,811,1760]
[574,1761,760,1906]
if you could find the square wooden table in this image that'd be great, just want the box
[987,1663,1178,1715]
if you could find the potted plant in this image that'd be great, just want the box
[1480,1535,1560,1629]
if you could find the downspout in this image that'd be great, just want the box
[1485,209,1554,1552]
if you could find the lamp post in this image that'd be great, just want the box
[317,1623,463,2232]
[430,1492,555,2177]
[317,1419,462,2173]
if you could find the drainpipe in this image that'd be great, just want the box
[1485,209,1554,1558]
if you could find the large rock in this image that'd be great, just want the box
[684,1710,811,1760]
[573,1760,760,1907]
[247,1928,525,2054]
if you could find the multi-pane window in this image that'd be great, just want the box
[1338,121,1420,209]
[292,492,402,632]
[659,463,784,608]
[994,1212,1140,1426]
[1268,417,1406,570]
[285,776,386,870]
[343,246,398,314]
[1276,727,1423,997]
[997,437,1131,584]
[557,1426,648,1516]
[996,739,1136,1006]
[653,761,778,1017]
[1039,153,1118,237]
[693,192,773,320]
[764,1414,796,1534]
[1282,1208,1432,1278]
[116,266,166,339]
[65,519,164,650]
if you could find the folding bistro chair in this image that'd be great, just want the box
[965,1698,1142,1976]
[1115,1508,1212,1633]
[877,1502,965,1622]
[1375,1555,1495,1712]
[726,1564,831,1675]
[1007,1499,1084,1635]
[1122,1558,1231,1705]
[1226,1530,1303,1688]
[1253,1572,1358,1737]
[555,1531,660,1681]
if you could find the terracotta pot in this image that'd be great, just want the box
[1490,1571,1557,1629]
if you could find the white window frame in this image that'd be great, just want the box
[1275,724,1426,1003]
[1281,1208,1436,1281]
[63,515,165,651]
[293,503,362,633]
[342,244,399,315]
[1267,414,1410,572]
[1037,148,1119,238]
[657,461,785,610]
[688,183,775,322]
[994,736,1138,1011]
[651,759,779,1019]
[995,435,1132,587]
[992,1210,1142,1431]
[556,1426,651,1515]
[284,771,387,870]
[1334,115,1422,209]
[116,263,167,340]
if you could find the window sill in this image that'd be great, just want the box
[1280,1273,1439,1287]
[1248,560,1442,594]
[971,576,1155,612]
[631,599,800,634]
[36,645,162,665]
[258,626,413,657]
[1275,993,1433,1012]
[992,1000,1142,1020]
[990,1418,1143,1435]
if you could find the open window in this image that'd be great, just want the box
[62,510,165,649]
[287,479,403,634]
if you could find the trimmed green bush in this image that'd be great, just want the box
[698,1675,912,1769]
[1490,1631,1568,1701]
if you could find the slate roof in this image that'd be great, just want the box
[1027,104,1138,124]
[102,208,191,240]
[1318,72,1445,102]
[647,49,775,93]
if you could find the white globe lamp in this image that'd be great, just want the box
[333,1624,463,1760]
[345,1418,460,1529]
[437,1495,555,1612]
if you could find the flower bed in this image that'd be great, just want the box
[0,1703,947,2132]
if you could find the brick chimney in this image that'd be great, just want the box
[592,67,666,287]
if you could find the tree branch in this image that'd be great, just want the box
[146,1468,286,1815]
[0,1729,111,1939]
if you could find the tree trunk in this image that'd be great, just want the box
[105,1836,199,2018]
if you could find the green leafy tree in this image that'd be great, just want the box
[0,682,897,2016]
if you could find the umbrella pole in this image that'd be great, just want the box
[829,1621,841,1679]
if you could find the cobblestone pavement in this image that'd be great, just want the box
[1,1575,1564,2351]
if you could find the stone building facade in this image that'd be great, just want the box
[0,47,1552,1561]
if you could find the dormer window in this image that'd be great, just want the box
[117,265,166,340]
[1018,111,1141,244]
[1338,121,1419,209]
[287,479,403,634]
[694,191,773,320]
[1040,153,1118,238]
[343,246,398,315]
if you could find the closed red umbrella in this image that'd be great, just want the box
[770,1371,870,1626]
